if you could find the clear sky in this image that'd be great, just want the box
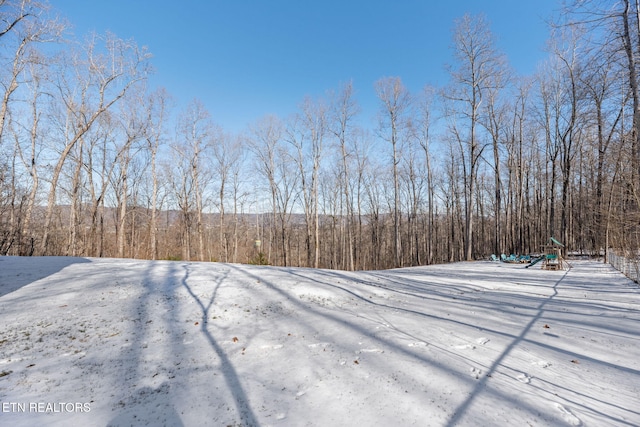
[52,1,560,132]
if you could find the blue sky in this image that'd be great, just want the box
[53,1,560,132]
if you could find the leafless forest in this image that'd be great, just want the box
[1,0,639,270]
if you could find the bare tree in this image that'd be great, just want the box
[478,53,510,256]
[287,96,326,268]
[619,0,640,170]
[227,135,247,263]
[171,99,212,261]
[579,43,626,255]
[0,0,35,40]
[84,114,117,257]
[40,32,149,254]
[249,115,298,266]
[503,79,534,253]
[560,0,640,254]
[212,130,245,262]
[415,86,438,264]
[351,129,374,270]
[375,76,411,267]
[443,14,503,260]
[538,25,588,247]
[329,81,359,270]
[0,0,62,146]
[112,86,150,258]
[145,88,170,260]
[13,57,46,254]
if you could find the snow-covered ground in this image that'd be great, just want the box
[0,256,639,427]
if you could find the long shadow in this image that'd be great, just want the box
[280,264,640,424]
[530,373,640,424]
[373,269,640,338]
[444,268,569,426]
[228,264,555,421]
[354,266,640,340]
[287,268,587,375]
[302,266,640,380]
[228,264,469,371]
[180,263,260,427]
[106,260,185,427]
[519,333,640,376]
[297,268,533,343]
[0,256,90,297]
[273,267,519,347]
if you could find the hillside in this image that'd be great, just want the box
[0,257,639,426]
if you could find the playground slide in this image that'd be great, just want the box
[525,256,544,268]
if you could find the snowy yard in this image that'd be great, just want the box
[0,256,639,426]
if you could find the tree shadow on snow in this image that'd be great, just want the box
[439,266,640,427]
[180,263,261,427]
[229,262,640,426]
[106,383,184,427]
[224,264,536,420]
[0,256,91,298]
[102,260,188,427]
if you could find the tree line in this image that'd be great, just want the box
[1,0,639,270]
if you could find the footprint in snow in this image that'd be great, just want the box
[555,403,582,426]
[356,348,384,354]
[516,373,531,384]
[260,344,283,350]
[307,342,330,349]
[535,360,552,368]
[470,367,483,379]
[455,338,489,350]
[455,344,476,350]
[408,341,428,348]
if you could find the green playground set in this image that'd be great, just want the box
[491,237,569,270]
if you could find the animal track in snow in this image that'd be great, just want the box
[260,344,284,350]
[516,373,531,384]
[470,367,483,379]
[356,348,384,354]
[555,403,582,426]
[408,341,428,348]
[455,344,476,350]
[307,342,330,349]
[455,337,489,350]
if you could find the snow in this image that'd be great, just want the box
[0,256,639,426]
